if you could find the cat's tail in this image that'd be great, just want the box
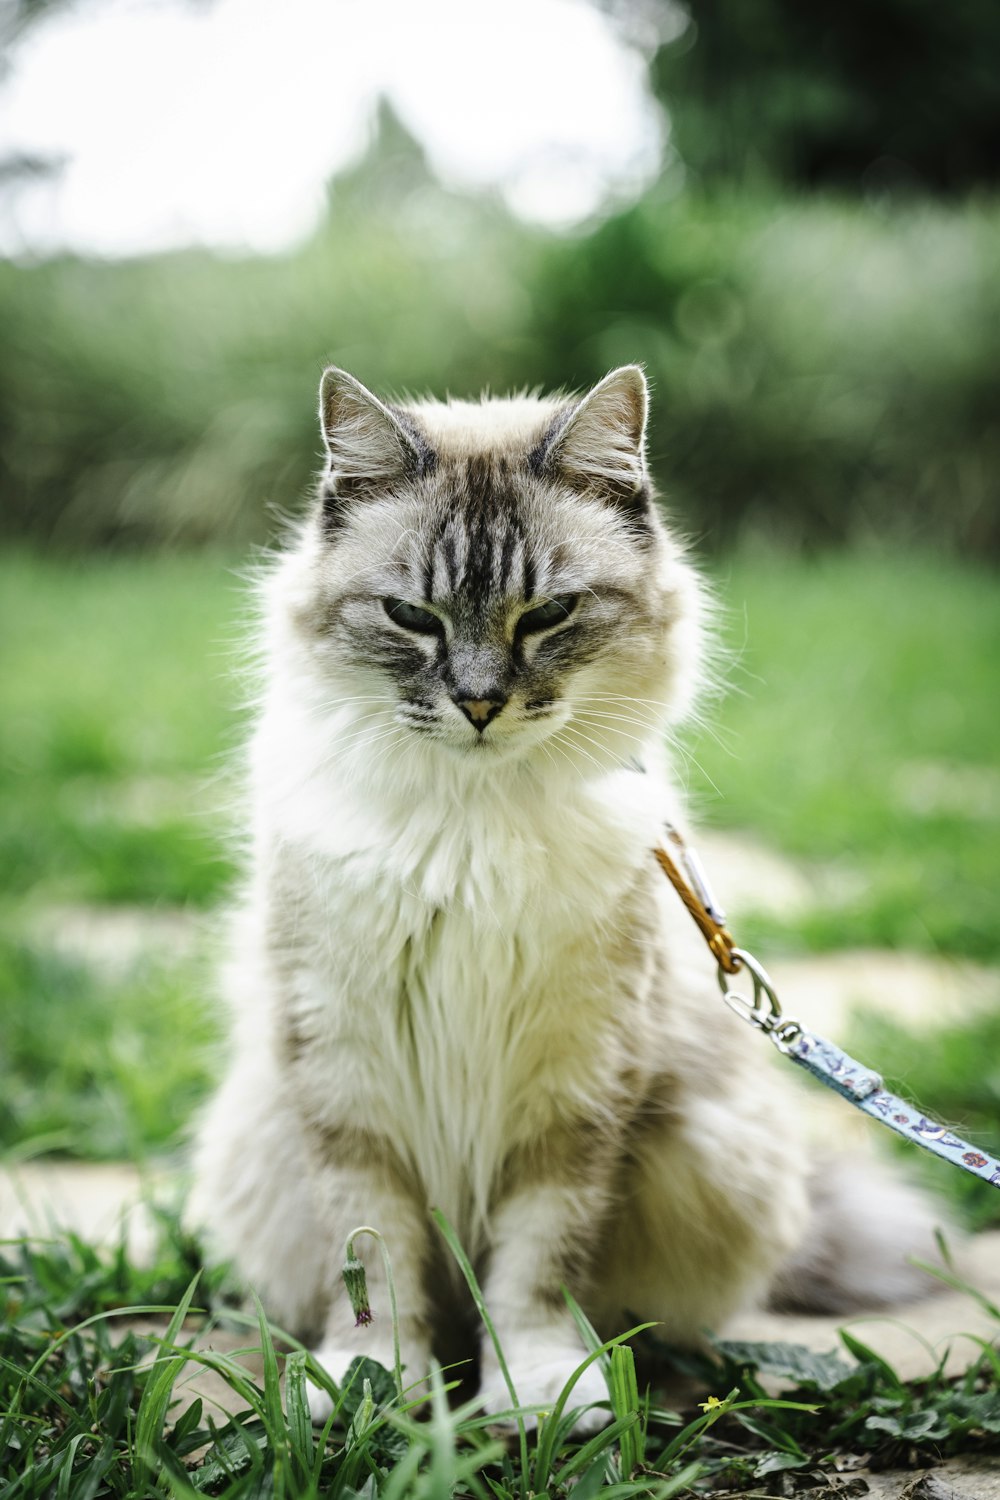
[768,1154,953,1314]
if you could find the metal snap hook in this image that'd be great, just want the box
[717,946,783,1032]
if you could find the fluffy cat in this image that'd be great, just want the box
[189,364,940,1427]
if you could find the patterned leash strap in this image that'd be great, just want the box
[654,825,1000,1190]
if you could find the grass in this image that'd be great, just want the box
[2,1212,999,1497]
[0,550,243,912]
[0,938,216,1161]
[688,547,1000,960]
[846,1006,1000,1233]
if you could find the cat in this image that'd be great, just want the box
[189,364,941,1428]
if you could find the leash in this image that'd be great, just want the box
[654,825,1000,1189]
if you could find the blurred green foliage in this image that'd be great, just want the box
[0,937,216,1158]
[1,107,998,554]
[651,0,1000,191]
[0,551,241,908]
[849,1005,1000,1231]
[692,551,1000,959]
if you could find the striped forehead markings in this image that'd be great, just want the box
[415,452,538,604]
[427,517,537,603]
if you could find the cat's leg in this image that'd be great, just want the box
[188,1051,330,1339]
[478,1119,617,1432]
[190,1055,435,1423]
[301,1133,434,1424]
[587,1084,810,1345]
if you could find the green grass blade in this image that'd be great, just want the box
[608,1341,645,1474]
[908,1257,1000,1323]
[133,1272,202,1491]
[839,1329,904,1389]
[655,1385,741,1467]
[531,1323,657,1493]
[554,1413,637,1482]
[252,1288,291,1493]
[284,1349,315,1478]
[563,1286,610,1372]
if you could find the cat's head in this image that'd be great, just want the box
[280,366,705,773]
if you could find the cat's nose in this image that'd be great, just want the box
[455,696,507,731]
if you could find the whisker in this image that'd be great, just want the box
[550,726,608,777]
[661,729,724,797]
[362,731,407,778]
[320,721,402,766]
[532,734,562,777]
[572,714,657,753]
[573,694,677,716]
[314,693,395,714]
[312,709,395,765]
[538,733,579,780]
[572,707,662,736]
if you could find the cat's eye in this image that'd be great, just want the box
[518,594,579,634]
[383,598,442,634]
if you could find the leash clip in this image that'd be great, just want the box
[717,947,802,1054]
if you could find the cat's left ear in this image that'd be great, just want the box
[318,367,435,519]
[534,365,649,507]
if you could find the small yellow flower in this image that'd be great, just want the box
[698,1395,723,1412]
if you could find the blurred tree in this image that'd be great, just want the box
[1,21,998,554]
[645,0,1000,190]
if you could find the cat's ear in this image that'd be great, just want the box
[319,368,434,515]
[535,365,649,507]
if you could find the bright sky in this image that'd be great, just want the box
[0,0,673,259]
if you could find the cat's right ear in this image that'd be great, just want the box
[319,368,435,520]
[530,365,650,513]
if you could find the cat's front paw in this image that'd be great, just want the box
[306,1343,360,1425]
[479,1351,608,1435]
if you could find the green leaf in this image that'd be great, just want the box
[339,1356,396,1423]
[433,1207,529,1491]
[555,1414,637,1481]
[839,1330,904,1389]
[754,1451,814,1476]
[171,1396,205,1448]
[569,1454,611,1500]
[253,1289,287,1460]
[608,1342,645,1474]
[712,1337,856,1391]
[734,1409,808,1456]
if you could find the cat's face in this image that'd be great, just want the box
[290,367,702,770]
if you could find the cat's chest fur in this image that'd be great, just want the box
[256,701,668,1238]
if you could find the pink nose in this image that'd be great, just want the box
[457,698,506,730]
